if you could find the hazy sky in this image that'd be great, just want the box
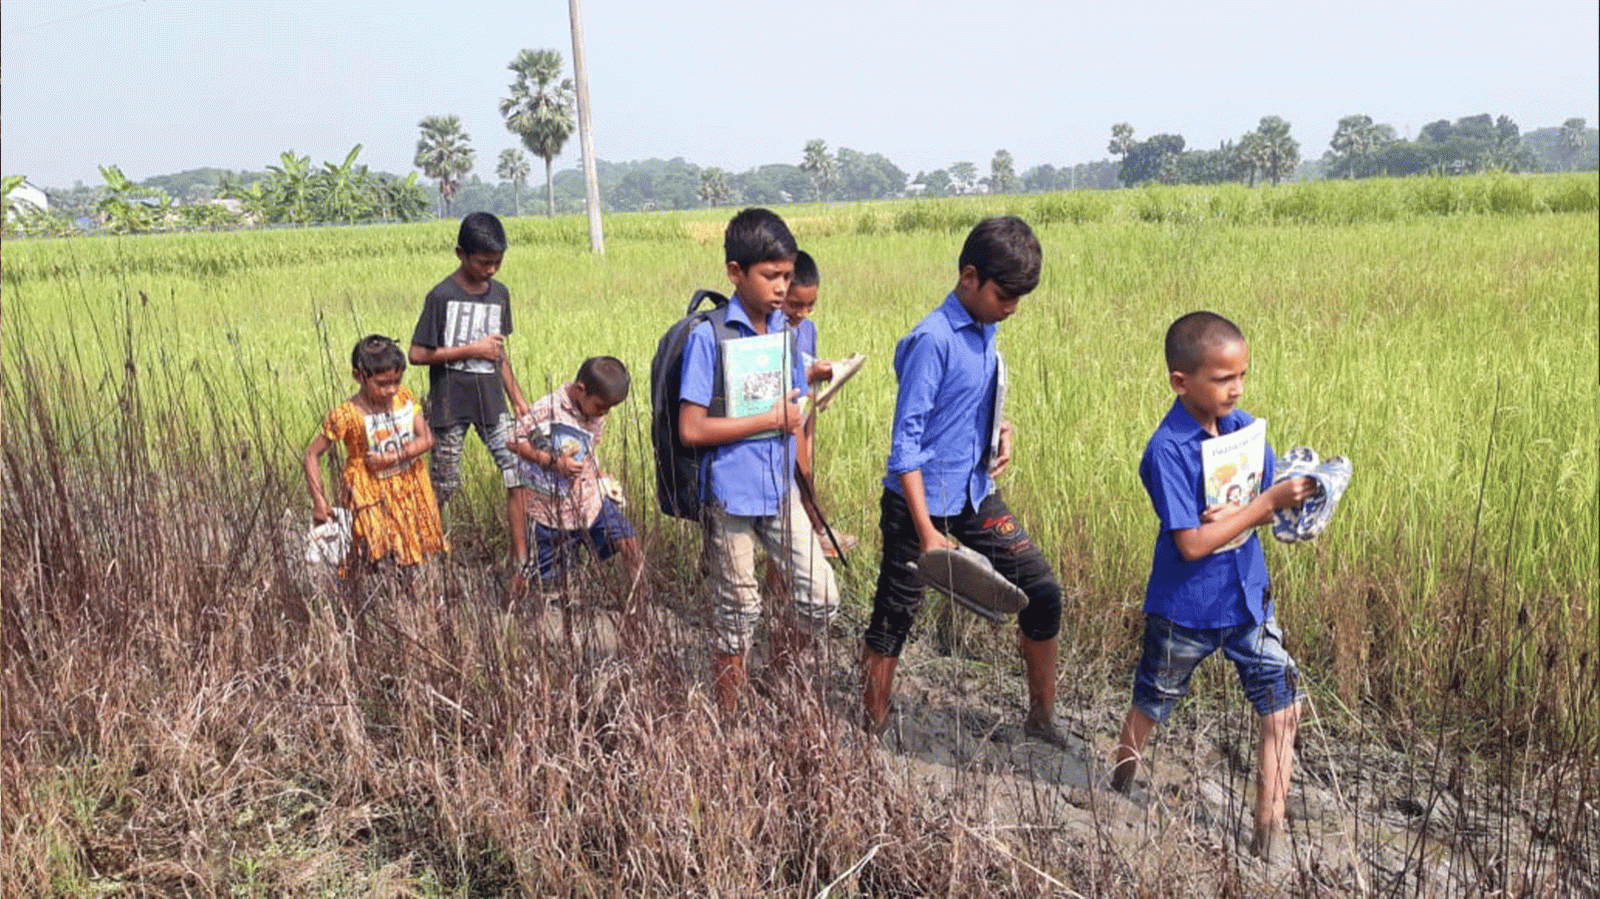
[3,0,1597,189]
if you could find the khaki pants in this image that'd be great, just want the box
[703,496,838,655]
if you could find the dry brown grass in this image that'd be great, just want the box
[0,348,1102,897]
[5,337,1596,897]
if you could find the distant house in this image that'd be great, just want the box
[5,180,49,221]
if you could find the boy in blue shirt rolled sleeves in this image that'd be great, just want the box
[1111,311,1315,863]
[860,216,1073,749]
[678,208,839,714]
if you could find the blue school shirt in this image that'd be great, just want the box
[679,297,808,517]
[883,292,998,516]
[794,318,818,373]
[1140,400,1277,629]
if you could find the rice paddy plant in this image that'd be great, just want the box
[4,173,1596,894]
[6,178,1595,735]
[4,333,1241,897]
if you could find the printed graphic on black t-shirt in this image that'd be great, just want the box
[444,301,503,374]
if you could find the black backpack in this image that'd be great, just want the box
[649,290,738,520]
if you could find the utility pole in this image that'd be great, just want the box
[569,0,604,253]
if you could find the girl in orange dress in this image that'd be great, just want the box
[303,335,447,572]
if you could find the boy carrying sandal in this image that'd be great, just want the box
[1110,311,1316,864]
[860,216,1072,749]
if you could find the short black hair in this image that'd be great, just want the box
[959,216,1042,298]
[351,334,406,376]
[723,207,797,271]
[1164,311,1245,374]
[792,250,820,288]
[576,355,630,405]
[458,211,507,255]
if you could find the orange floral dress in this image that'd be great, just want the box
[320,386,447,566]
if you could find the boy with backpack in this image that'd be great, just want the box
[659,207,839,714]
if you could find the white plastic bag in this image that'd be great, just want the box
[305,508,352,569]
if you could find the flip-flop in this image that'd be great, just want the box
[1273,448,1352,543]
[1272,447,1320,544]
[1299,455,1352,540]
[909,545,1029,622]
[818,531,859,559]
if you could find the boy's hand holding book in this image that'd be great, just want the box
[987,420,1015,478]
[1199,476,1315,531]
[551,447,584,478]
[769,388,806,436]
[806,359,833,386]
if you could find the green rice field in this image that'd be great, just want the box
[4,172,1597,742]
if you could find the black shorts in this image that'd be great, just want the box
[863,488,1062,657]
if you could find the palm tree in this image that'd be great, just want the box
[800,139,837,200]
[500,49,575,217]
[496,148,531,216]
[415,116,475,218]
[1330,114,1378,179]
[1249,116,1300,186]
[1561,118,1588,171]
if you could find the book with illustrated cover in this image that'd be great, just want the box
[364,400,419,479]
[521,420,593,496]
[1200,418,1267,554]
[810,352,866,413]
[721,331,790,440]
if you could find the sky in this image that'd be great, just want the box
[3,0,1598,189]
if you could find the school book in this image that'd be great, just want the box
[721,331,791,440]
[988,352,1008,465]
[364,400,419,479]
[520,421,593,496]
[1200,418,1267,554]
[810,352,866,413]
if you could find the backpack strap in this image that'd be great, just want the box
[693,292,738,419]
[686,288,727,317]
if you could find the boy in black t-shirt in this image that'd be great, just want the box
[409,212,531,565]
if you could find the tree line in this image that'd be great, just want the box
[6,147,431,237]
[1106,114,1596,188]
[3,42,1594,236]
